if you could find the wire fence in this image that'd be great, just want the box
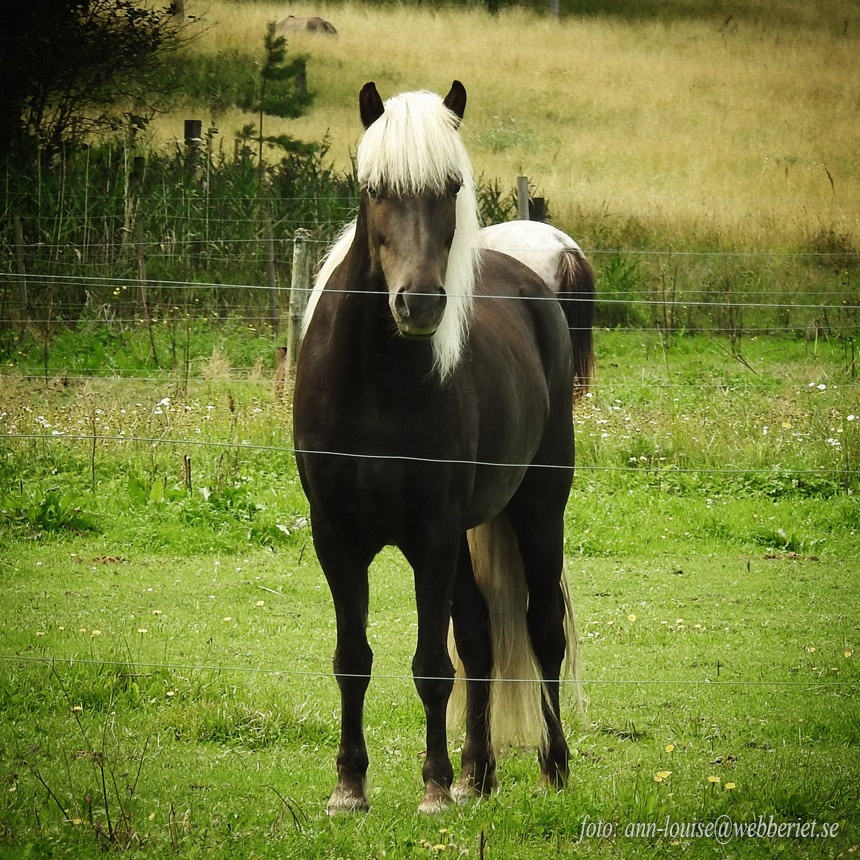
[2,243,857,484]
[6,271,860,313]
[2,654,857,689]
[2,433,856,480]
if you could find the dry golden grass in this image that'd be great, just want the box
[150,1,860,249]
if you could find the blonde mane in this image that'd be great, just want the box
[304,89,481,381]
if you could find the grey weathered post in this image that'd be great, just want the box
[516,175,530,220]
[287,229,313,371]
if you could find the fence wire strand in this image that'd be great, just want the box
[3,433,856,478]
[2,654,856,689]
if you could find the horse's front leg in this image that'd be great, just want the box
[313,519,375,815]
[406,536,459,814]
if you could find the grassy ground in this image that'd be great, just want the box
[0,330,857,856]
[149,0,860,251]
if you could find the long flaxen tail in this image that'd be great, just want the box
[555,247,596,400]
[448,514,583,750]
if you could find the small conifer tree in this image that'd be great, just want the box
[238,22,315,164]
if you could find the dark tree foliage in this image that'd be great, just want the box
[0,0,185,156]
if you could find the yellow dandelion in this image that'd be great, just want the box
[708,776,721,784]
[665,744,675,753]
[628,614,637,622]
[805,646,816,653]
[222,616,232,622]
[8,786,17,793]
[58,626,65,631]
[845,651,854,658]
[148,812,156,821]
[152,609,162,616]
[70,818,83,825]
[166,691,175,697]
[255,600,265,607]
[91,630,102,637]
[71,705,83,713]
[79,628,87,634]
[137,628,148,634]
[655,771,672,782]
[36,631,45,637]
[724,782,736,791]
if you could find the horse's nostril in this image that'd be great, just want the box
[394,288,410,318]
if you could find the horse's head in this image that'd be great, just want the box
[363,178,463,338]
[357,82,471,341]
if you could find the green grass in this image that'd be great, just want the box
[0,332,858,856]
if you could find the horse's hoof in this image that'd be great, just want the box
[326,784,370,815]
[451,772,498,805]
[538,770,567,794]
[451,780,480,806]
[417,784,452,815]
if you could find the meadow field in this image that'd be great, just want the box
[149,0,860,250]
[1,326,858,857]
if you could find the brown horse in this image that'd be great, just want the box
[293,81,593,815]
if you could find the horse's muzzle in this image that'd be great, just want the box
[391,285,447,337]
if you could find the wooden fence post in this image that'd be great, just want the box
[135,210,159,368]
[14,216,28,332]
[287,229,313,371]
[184,119,202,167]
[264,217,279,334]
[516,175,530,220]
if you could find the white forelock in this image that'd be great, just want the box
[304,89,482,381]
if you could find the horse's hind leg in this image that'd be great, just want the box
[507,498,571,787]
[451,534,496,802]
[313,522,375,814]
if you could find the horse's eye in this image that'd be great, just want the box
[447,180,462,198]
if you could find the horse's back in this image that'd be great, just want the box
[480,221,581,293]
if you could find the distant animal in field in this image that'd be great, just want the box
[275,14,338,35]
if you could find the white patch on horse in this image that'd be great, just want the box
[479,220,585,293]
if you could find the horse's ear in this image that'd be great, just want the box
[443,80,467,126]
[359,82,385,129]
